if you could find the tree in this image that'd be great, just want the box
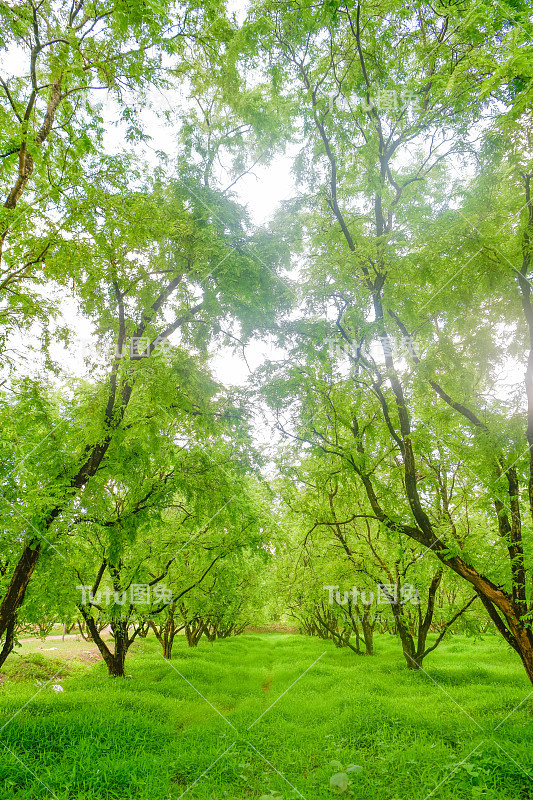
[278,455,476,665]
[250,0,533,681]
[0,167,289,661]
[70,441,270,675]
[172,546,268,651]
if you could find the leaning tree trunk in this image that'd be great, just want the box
[0,542,41,643]
[334,597,375,655]
[0,329,136,648]
[475,589,533,685]
[0,614,17,669]
[315,603,362,654]
[345,599,374,655]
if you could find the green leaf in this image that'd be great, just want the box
[330,772,350,791]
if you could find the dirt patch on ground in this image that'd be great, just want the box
[0,641,125,683]
[2,638,113,679]
[18,626,112,643]
[74,650,104,664]
[245,623,298,634]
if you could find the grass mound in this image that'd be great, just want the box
[5,652,67,682]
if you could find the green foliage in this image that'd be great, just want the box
[329,760,363,794]
[0,0,233,354]
[0,634,531,799]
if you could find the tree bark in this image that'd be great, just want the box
[0,614,16,669]
[148,603,185,660]
[79,611,131,677]
[360,604,374,656]
[0,542,41,642]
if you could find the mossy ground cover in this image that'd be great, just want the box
[0,633,531,799]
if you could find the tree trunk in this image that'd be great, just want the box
[315,605,361,654]
[476,590,533,684]
[0,338,136,647]
[516,635,533,684]
[360,606,374,656]
[78,619,94,642]
[414,570,443,661]
[203,622,218,642]
[393,613,419,669]
[0,542,41,642]
[80,610,129,677]
[107,622,128,677]
[0,614,16,669]
[185,619,204,647]
[148,604,184,660]
[180,605,205,647]
[389,574,477,671]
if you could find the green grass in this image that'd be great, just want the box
[0,632,532,799]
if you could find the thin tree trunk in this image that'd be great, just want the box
[148,603,184,659]
[360,605,374,656]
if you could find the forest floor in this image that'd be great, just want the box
[0,632,531,800]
